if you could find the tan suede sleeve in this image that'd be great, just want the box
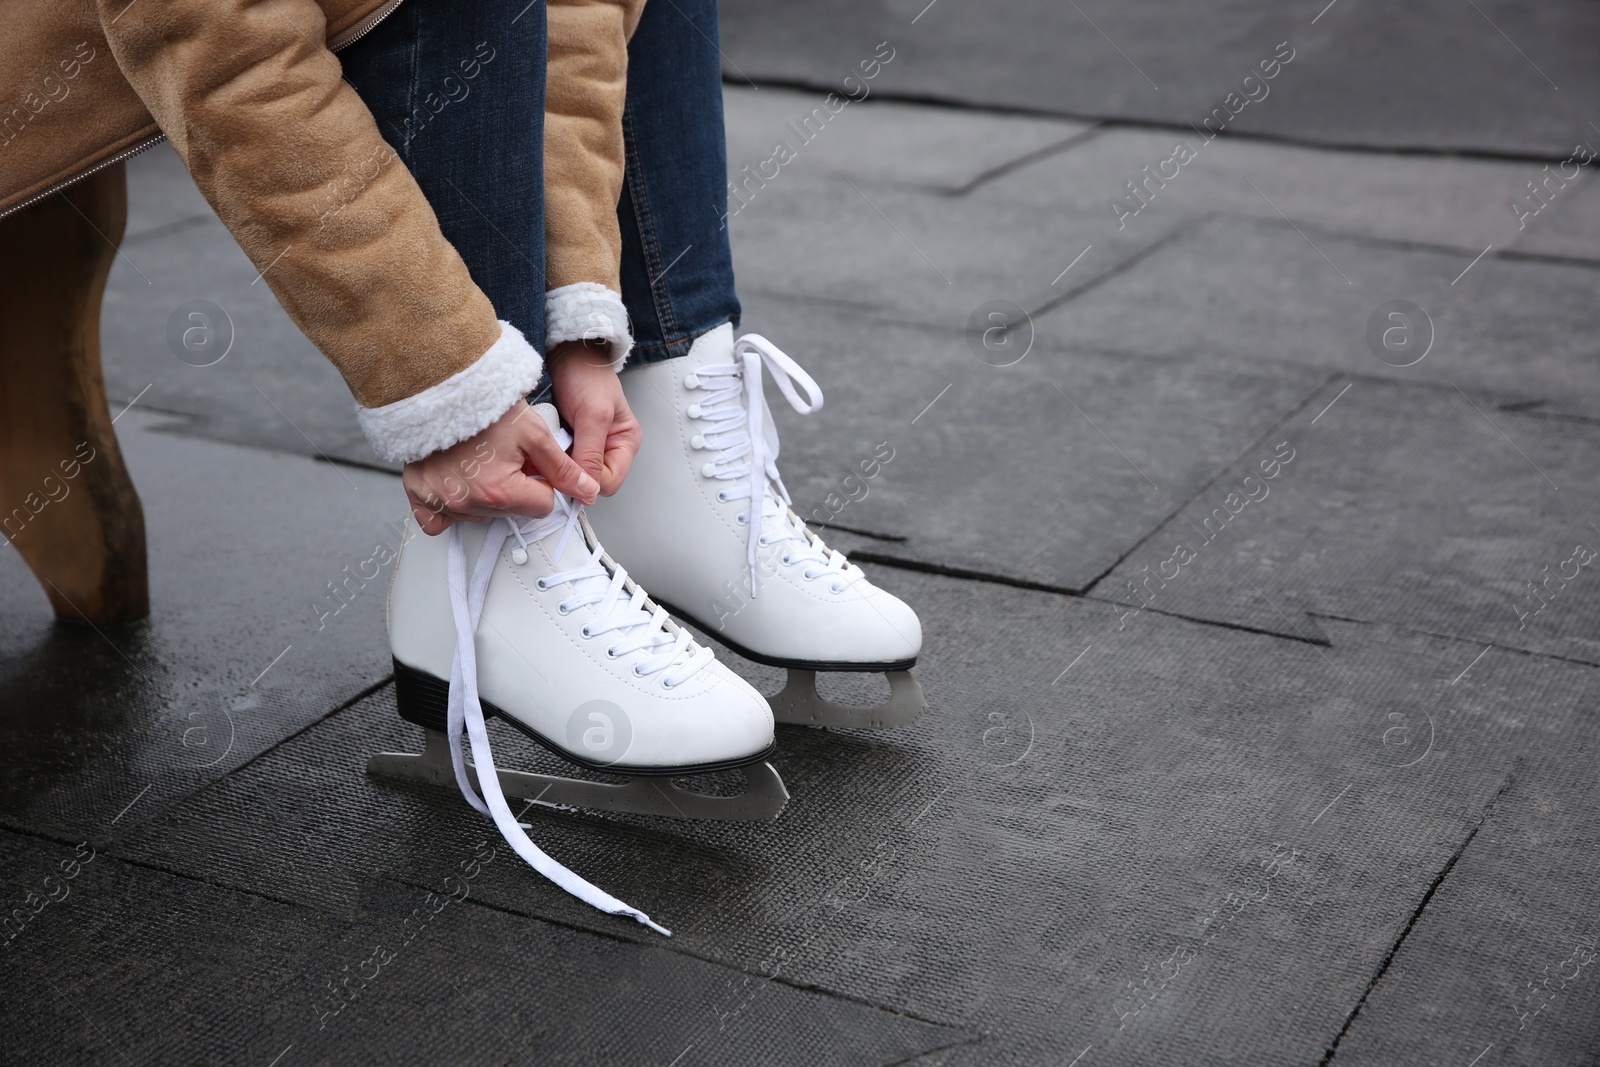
[94,0,502,410]
[544,0,646,294]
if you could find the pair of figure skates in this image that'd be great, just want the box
[367,327,925,934]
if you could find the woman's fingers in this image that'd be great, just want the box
[519,416,600,504]
[456,472,558,520]
[596,396,642,497]
[410,502,452,535]
[400,397,606,537]
[600,420,642,496]
[568,400,610,489]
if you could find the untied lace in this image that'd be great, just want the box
[688,334,865,596]
[444,465,710,937]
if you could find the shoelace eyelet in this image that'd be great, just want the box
[690,434,706,449]
[534,577,551,591]
[606,646,622,659]
[683,371,700,389]
[510,547,529,566]
[716,489,730,503]
[661,677,678,690]
[686,402,702,418]
[736,513,747,525]
[830,582,845,594]
[632,664,647,678]
[580,624,593,638]
[557,602,573,616]
[701,461,719,478]
[781,553,793,565]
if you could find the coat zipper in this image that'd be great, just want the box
[326,0,404,50]
[0,0,407,223]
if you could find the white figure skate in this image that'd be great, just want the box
[588,325,926,730]
[367,407,787,935]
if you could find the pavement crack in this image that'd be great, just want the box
[881,1032,984,1066]
[0,822,307,911]
[727,78,1593,167]
[812,521,909,543]
[427,882,976,1039]
[1080,594,1332,646]
[207,675,394,786]
[941,125,1105,196]
[1318,769,1519,1065]
[1505,407,1600,427]
[1306,611,1600,672]
[1028,215,1207,320]
[844,549,1088,596]
[1076,372,1338,596]
[1223,210,1600,274]
[846,552,1335,646]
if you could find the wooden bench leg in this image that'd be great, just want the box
[0,162,149,625]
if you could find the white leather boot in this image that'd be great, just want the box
[588,325,926,729]
[369,406,786,936]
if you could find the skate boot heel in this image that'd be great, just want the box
[393,658,453,733]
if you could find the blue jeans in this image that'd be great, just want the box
[340,0,548,352]
[618,0,741,364]
[341,0,738,391]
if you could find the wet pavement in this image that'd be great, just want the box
[5,3,1600,1064]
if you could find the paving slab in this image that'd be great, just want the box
[719,0,1600,156]
[727,114,1593,360]
[1327,745,1600,1067]
[1095,375,1600,666]
[984,125,1589,257]
[727,157,1185,334]
[1036,215,1600,416]
[0,409,403,837]
[105,564,1600,1065]
[729,294,1326,593]
[724,84,1094,194]
[0,832,962,1066]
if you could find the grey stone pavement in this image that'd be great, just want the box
[5,2,1600,1064]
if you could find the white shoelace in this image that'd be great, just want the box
[688,334,865,596]
[444,487,711,937]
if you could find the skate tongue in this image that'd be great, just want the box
[531,401,562,437]
[521,403,595,570]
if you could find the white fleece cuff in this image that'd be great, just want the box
[356,320,543,464]
[546,282,632,370]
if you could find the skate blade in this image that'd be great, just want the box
[768,668,926,730]
[365,730,788,822]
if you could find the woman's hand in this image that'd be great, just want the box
[547,339,642,497]
[403,400,598,535]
